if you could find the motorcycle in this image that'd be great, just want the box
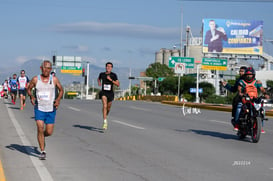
[237,95,267,143]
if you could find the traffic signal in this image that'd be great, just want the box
[82,68,85,77]
[219,81,226,95]
[52,56,56,66]
[84,75,87,85]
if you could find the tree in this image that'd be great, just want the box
[266,80,273,98]
[159,75,196,97]
[266,80,273,88]
[145,63,174,94]
[199,81,215,101]
[145,63,174,78]
[159,76,177,95]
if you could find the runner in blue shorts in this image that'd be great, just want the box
[27,60,63,160]
[17,70,30,110]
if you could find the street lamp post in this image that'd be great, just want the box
[177,6,183,100]
[196,64,200,103]
[86,62,90,99]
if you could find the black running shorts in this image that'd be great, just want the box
[99,91,114,102]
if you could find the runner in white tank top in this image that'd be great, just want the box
[27,60,63,160]
[35,74,55,112]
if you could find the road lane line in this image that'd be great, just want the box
[0,160,6,181]
[67,106,81,111]
[112,120,145,130]
[129,106,151,112]
[5,103,54,181]
[209,120,230,125]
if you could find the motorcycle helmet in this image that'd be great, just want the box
[244,67,255,83]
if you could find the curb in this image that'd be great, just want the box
[0,160,6,181]
[161,101,273,117]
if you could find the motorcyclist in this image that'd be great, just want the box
[221,66,247,130]
[235,67,268,132]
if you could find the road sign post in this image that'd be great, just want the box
[169,57,195,101]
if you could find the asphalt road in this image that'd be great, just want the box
[1,98,273,181]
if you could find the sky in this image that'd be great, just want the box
[1,0,273,71]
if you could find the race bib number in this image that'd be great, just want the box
[38,91,50,101]
[103,84,111,91]
[19,80,26,88]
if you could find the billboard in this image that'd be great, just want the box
[202,19,263,55]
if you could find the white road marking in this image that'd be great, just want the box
[129,106,150,112]
[112,120,146,130]
[5,101,54,181]
[68,106,81,112]
[209,120,230,125]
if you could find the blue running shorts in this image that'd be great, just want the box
[34,108,56,124]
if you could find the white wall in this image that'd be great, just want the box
[256,70,273,87]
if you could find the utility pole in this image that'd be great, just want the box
[129,68,132,96]
[85,62,89,99]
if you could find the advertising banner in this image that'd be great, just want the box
[202,19,263,55]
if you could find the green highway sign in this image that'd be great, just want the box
[61,66,82,74]
[157,77,165,81]
[168,57,194,68]
[201,58,227,71]
[61,66,82,70]
[136,77,153,81]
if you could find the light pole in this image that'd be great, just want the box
[85,62,90,99]
[196,64,200,103]
[177,6,183,100]
[180,6,183,58]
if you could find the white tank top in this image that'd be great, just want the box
[35,75,55,112]
[3,82,8,90]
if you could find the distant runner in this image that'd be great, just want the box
[9,74,18,104]
[2,79,9,99]
[17,70,29,110]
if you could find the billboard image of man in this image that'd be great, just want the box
[204,20,227,53]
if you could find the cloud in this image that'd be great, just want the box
[137,48,155,56]
[81,56,97,64]
[16,56,30,64]
[101,47,111,52]
[63,45,89,52]
[15,56,47,64]
[51,21,179,40]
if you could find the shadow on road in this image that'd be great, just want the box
[6,144,40,157]
[176,129,238,140]
[8,106,20,110]
[73,124,104,133]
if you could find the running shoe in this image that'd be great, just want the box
[233,124,239,131]
[39,151,46,160]
[20,106,23,110]
[261,128,265,134]
[102,120,108,130]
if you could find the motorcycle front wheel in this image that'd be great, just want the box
[251,117,261,143]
